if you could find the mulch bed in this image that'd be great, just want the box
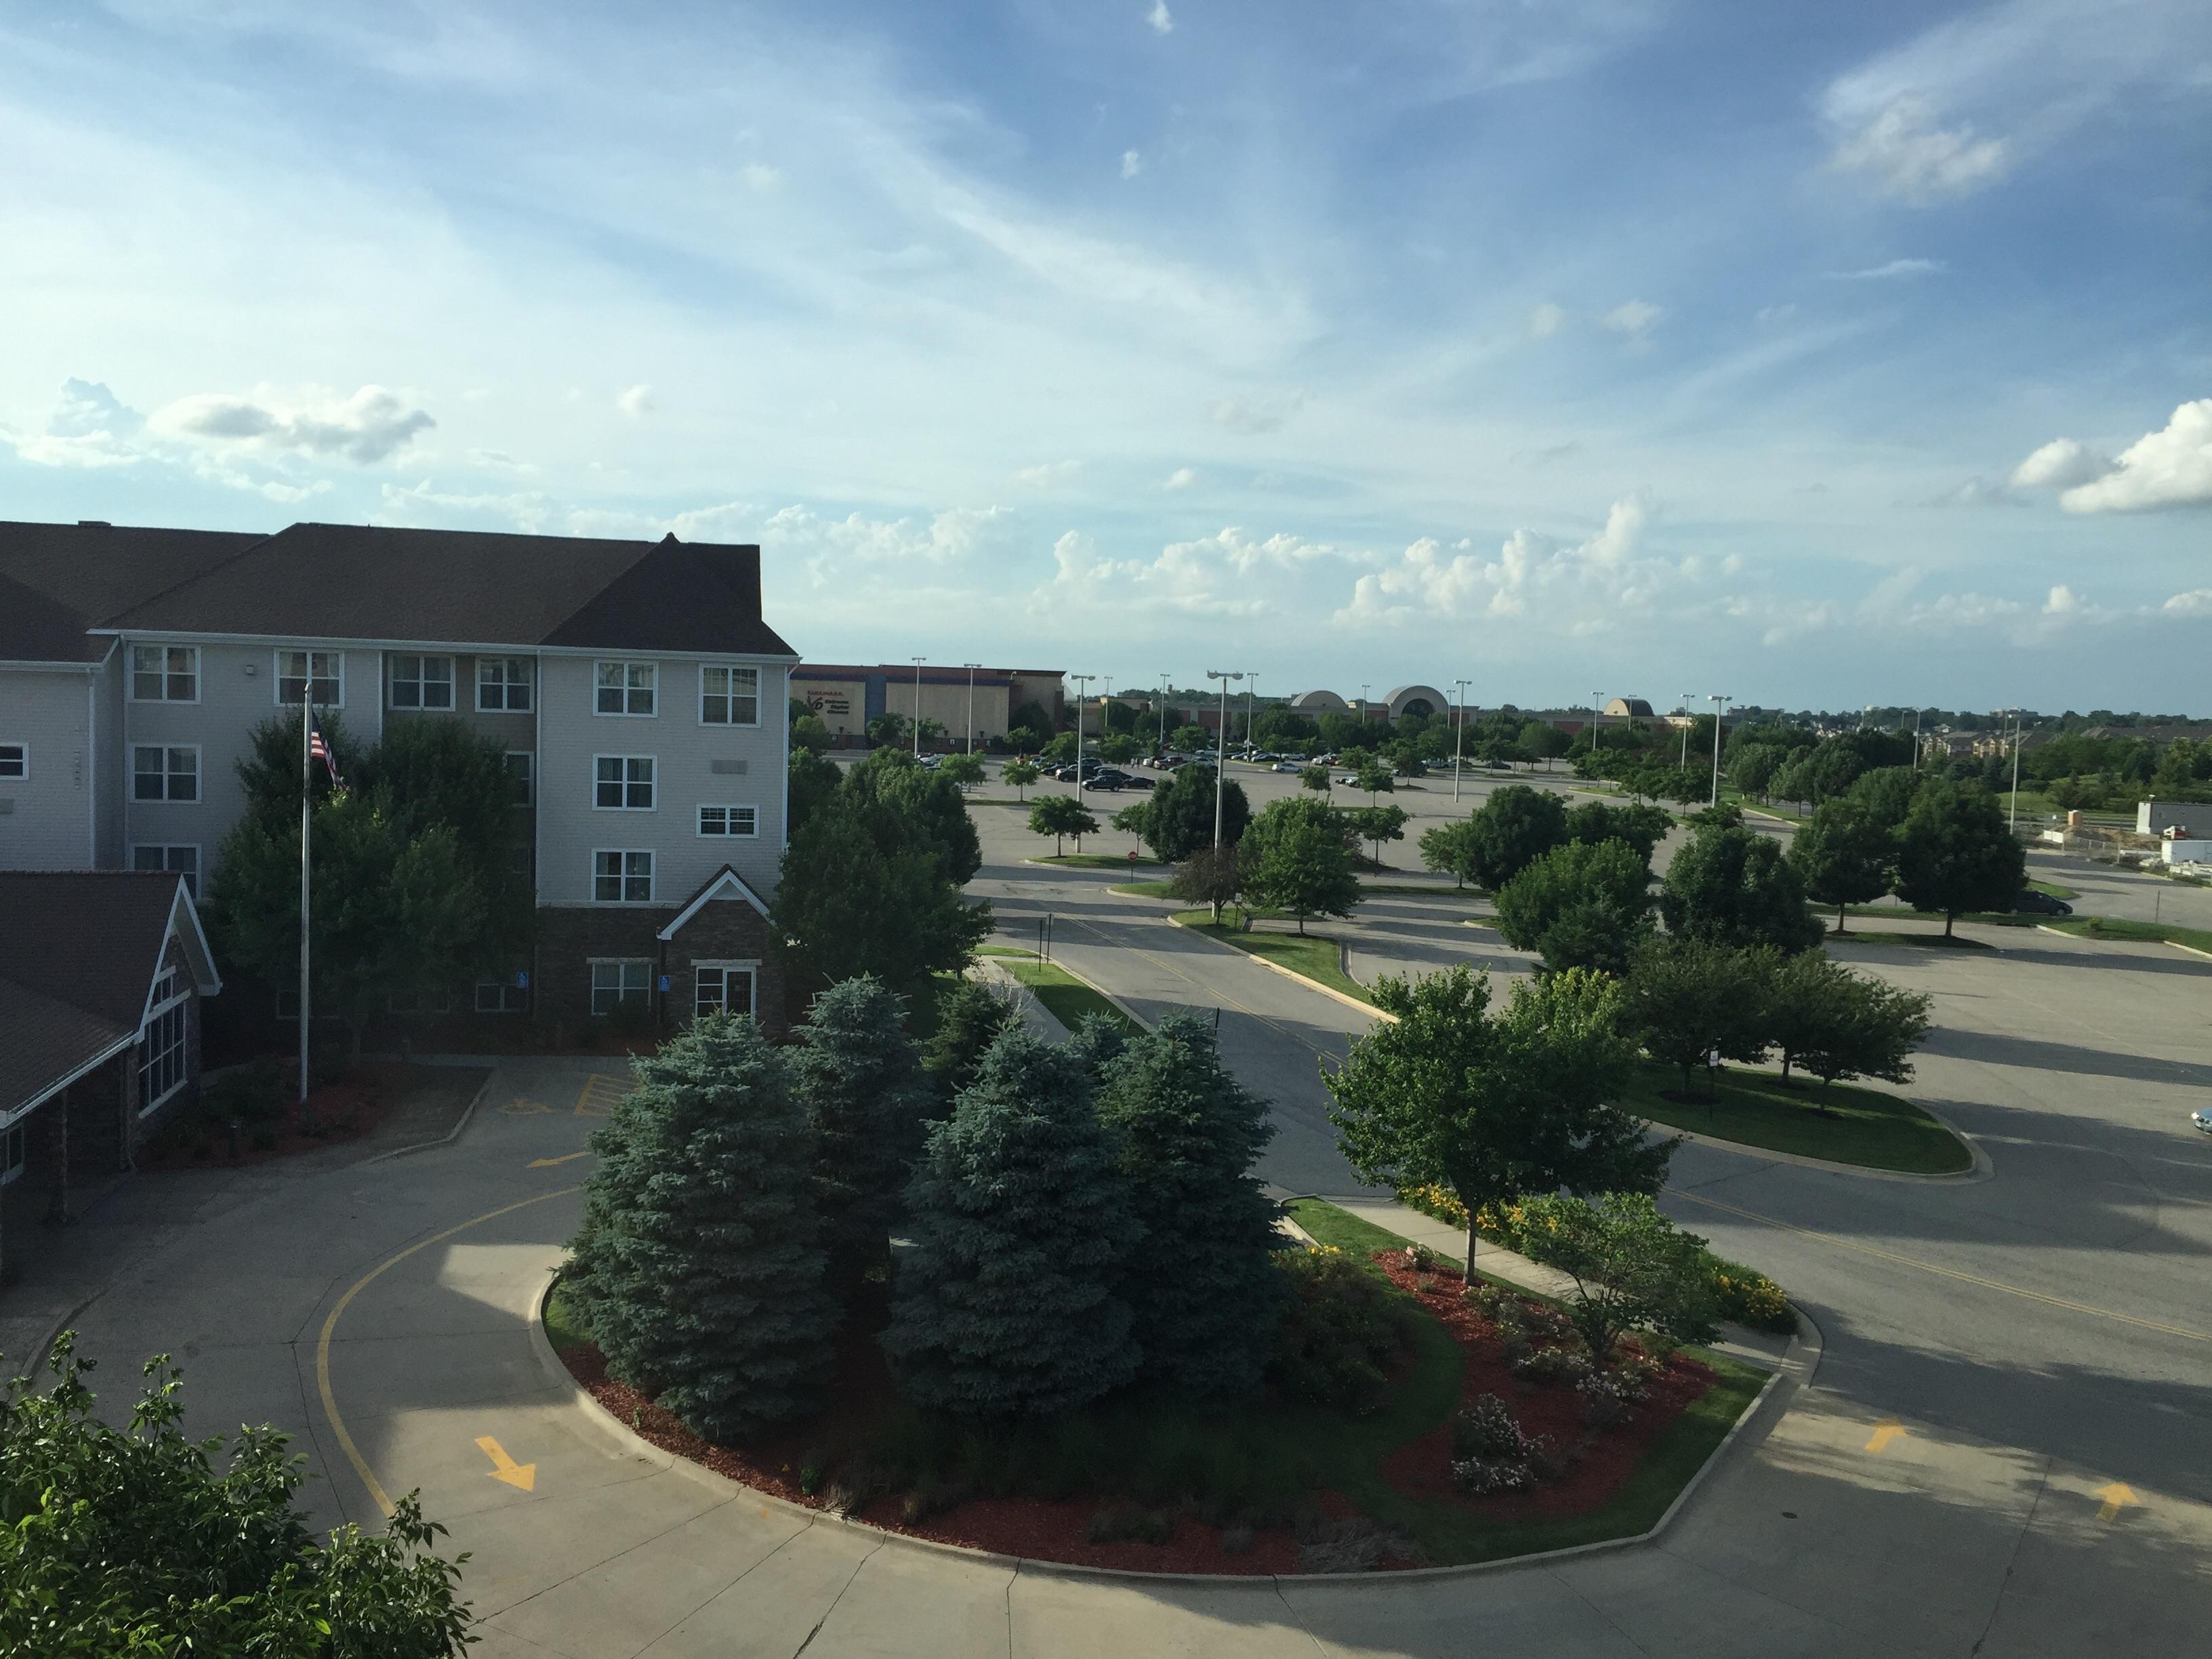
[139,1061,440,1170]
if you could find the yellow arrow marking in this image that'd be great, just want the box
[499,1098,552,1115]
[529,1151,592,1168]
[476,1435,537,1491]
[2095,1482,2137,1521]
[1865,1419,1907,1454]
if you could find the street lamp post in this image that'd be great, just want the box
[962,662,981,756]
[1698,693,1733,807]
[1069,674,1094,792]
[1244,674,1257,758]
[1591,691,1604,756]
[1912,706,1923,773]
[2001,708,2024,833]
[910,657,925,758]
[1206,670,1243,845]
[1160,674,1171,755]
[1452,678,1471,802]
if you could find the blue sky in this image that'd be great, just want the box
[3,0,2207,712]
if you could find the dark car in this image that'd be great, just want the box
[2012,889,2073,916]
[1082,768,1138,791]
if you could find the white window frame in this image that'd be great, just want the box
[388,653,455,710]
[699,664,761,727]
[131,844,201,897]
[477,657,535,712]
[504,751,534,806]
[129,644,200,703]
[594,659,657,718]
[593,754,656,811]
[693,960,758,1020]
[590,959,655,1017]
[695,803,759,838]
[137,979,190,1115]
[592,848,654,903]
[0,1120,24,1186]
[133,744,200,802]
[474,975,530,1014]
[0,742,24,781]
[275,649,343,708]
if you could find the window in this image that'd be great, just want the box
[594,660,657,716]
[138,990,189,1115]
[133,745,199,802]
[700,665,760,726]
[475,975,531,1014]
[276,649,342,706]
[592,849,653,902]
[590,960,653,1017]
[131,645,199,702]
[0,743,24,781]
[478,657,534,711]
[594,755,655,810]
[131,844,200,897]
[388,654,455,710]
[504,751,534,806]
[0,1120,24,1186]
[694,962,756,1020]
[696,804,759,838]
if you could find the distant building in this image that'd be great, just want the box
[1603,697,1655,719]
[790,664,1063,745]
[2140,800,2201,837]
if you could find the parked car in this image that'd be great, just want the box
[1272,761,1300,773]
[1082,769,1133,791]
[2012,890,2073,916]
[2193,1107,2212,1136]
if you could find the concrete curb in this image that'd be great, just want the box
[1655,1102,1992,1185]
[362,1071,496,1164]
[2035,922,2212,963]
[525,1265,1797,1589]
[1165,914,1396,1023]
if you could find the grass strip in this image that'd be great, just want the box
[1033,853,1165,869]
[994,954,1146,1037]
[1833,929,1995,949]
[1171,911,1374,1005]
[2044,915,2212,955]
[544,1284,592,1354]
[1618,1062,1971,1174]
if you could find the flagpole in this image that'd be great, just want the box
[298,683,313,1128]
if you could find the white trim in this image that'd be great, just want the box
[136,980,191,1116]
[274,647,344,708]
[592,752,657,811]
[3,1032,138,1129]
[476,655,536,712]
[386,651,457,711]
[656,863,771,937]
[131,843,202,897]
[590,848,655,903]
[131,742,201,802]
[592,659,659,718]
[697,663,762,727]
[690,959,760,1019]
[695,802,759,838]
[0,740,26,781]
[128,642,201,704]
[0,658,108,674]
[148,879,224,1012]
[1,1120,28,1185]
[587,958,655,1017]
[89,626,797,666]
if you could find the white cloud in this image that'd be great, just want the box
[2011,436,2114,491]
[1828,94,2008,204]
[7,383,146,468]
[1208,391,1306,434]
[1162,466,1197,489]
[762,503,1019,569]
[2043,583,2083,615]
[615,384,654,418]
[1528,302,1564,339]
[1146,2,1173,35]
[1599,300,1660,343]
[2051,401,2212,512]
[742,162,781,192]
[1336,497,1662,628]
[1829,258,1946,280]
[149,383,434,463]
[2165,590,2212,617]
[1120,148,1143,180]
[1015,459,1082,489]
[1036,523,1352,619]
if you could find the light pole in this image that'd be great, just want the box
[1912,706,1923,773]
[1069,674,1094,788]
[1160,674,1171,755]
[1698,694,1733,807]
[1452,678,1471,802]
[1206,670,1243,845]
[910,657,925,758]
[1244,674,1258,757]
[2001,708,2024,833]
[1591,691,1605,756]
[962,662,981,756]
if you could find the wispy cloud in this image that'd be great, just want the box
[1146,2,1173,36]
[1828,258,1946,281]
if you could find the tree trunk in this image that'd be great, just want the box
[1945,910,1957,939]
[1836,900,1847,935]
[1465,1223,1478,1281]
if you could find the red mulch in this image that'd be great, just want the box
[138,1061,427,1170]
[1368,1251,1716,1520]
[554,1250,1717,1576]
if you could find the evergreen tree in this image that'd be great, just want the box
[881,1029,1143,1416]
[922,978,1021,1101]
[565,1015,836,1442]
[1096,1012,1285,1397]
[793,976,936,1286]
[1065,1010,1130,1074]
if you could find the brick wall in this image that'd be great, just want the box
[535,896,785,1038]
[665,896,782,1038]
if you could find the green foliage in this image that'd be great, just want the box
[1350,757,1395,800]
[1346,803,1410,867]
[787,745,842,837]
[1170,723,1210,752]
[1767,955,1933,1092]
[1844,766,1920,834]
[1300,765,1332,794]
[1563,800,1673,863]
[1003,759,1040,799]
[792,712,834,754]
[1095,1013,1286,1397]
[794,977,937,1286]
[1139,763,1250,863]
[1660,821,1825,954]
[1790,796,1895,928]
[1622,937,1778,1095]
[1239,796,1359,935]
[565,1016,837,1442]
[882,1029,1143,1416]
[1894,779,2027,936]
[1265,1248,1416,1413]
[1099,733,1138,763]
[1511,1194,1721,1368]
[1324,965,1668,1278]
[0,1336,472,1656]
[937,752,986,787]
[847,749,983,884]
[922,978,1021,1101]
[1028,794,1098,855]
[1464,785,1570,890]
[1728,743,1786,799]
[1521,721,1572,763]
[1010,698,1054,739]
[1493,839,1655,976]
[866,712,909,748]
[1168,842,1243,922]
[1418,817,1480,887]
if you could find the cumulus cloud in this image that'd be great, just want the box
[2047,401,2212,512]
[615,384,654,418]
[1599,300,1660,344]
[1121,149,1143,179]
[1830,95,2007,203]
[1162,466,1197,489]
[1037,524,1353,619]
[149,384,435,462]
[1146,2,1172,35]
[761,503,1018,568]
[2165,590,2212,617]
[1209,391,1306,434]
[1828,258,1946,280]
[1528,302,1564,338]
[1336,497,1660,628]
[5,378,145,468]
[2011,437,2114,492]
[1015,459,1083,489]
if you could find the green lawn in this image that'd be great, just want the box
[1111,878,1177,899]
[1114,878,1478,905]
[2045,916,2212,956]
[2027,878,2079,901]
[544,1282,592,1354]
[1033,853,1164,870]
[991,954,1147,1037]
[1172,912,1374,1004]
[1619,1062,1971,1174]
[1832,929,1996,950]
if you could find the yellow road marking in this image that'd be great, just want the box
[1865,1418,1907,1454]
[499,1097,552,1115]
[316,1186,582,1519]
[529,1150,592,1168]
[1672,1189,2211,1345]
[2096,1481,2137,1521]
[575,1073,630,1117]
[476,1434,537,1492]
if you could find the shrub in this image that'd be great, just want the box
[1265,1248,1413,1414]
[1448,1393,1557,1494]
[1085,1504,1174,1544]
[1511,1344,1591,1385]
[203,1058,285,1124]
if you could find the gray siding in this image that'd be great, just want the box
[0,668,96,869]
[536,655,786,909]
[92,651,124,867]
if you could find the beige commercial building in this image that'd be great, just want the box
[791,663,1063,747]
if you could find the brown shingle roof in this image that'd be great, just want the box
[0,976,132,1120]
[0,521,264,662]
[0,871,196,1030]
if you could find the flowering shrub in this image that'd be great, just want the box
[1511,1343,1591,1385]
[1449,1394,1561,1494]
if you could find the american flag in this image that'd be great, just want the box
[308,714,343,788]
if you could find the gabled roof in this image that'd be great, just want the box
[657,864,772,938]
[0,872,220,1031]
[99,523,795,657]
[0,977,136,1128]
[0,520,264,663]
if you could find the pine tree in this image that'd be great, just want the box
[565,1015,836,1442]
[1097,1012,1286,1397]
[793,975,936,1287]
[922,977,1021,1101]
[880,1027,1142,1416]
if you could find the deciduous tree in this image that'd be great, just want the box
[1894,779,2026,937]
[1660,821,1824,954]
[1463,785,1569,890]
[1621,937,1776,1097]
[1511,1193,1720,1369]
[1493,838,1654,976]
[1029,794,1098,856]
[1790,796,1893,934]
[1239,796,1359,935]
[1169,842,1243,923]
[1003,759,1040,800]
[1346,803,1410,869]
